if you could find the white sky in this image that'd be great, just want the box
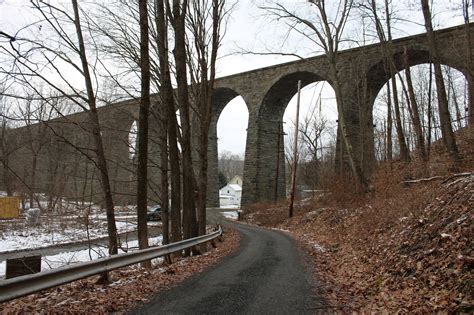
[0,0,468,156]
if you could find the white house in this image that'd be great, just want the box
[219,181,242,207]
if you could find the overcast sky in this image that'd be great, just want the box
[0,0,468,156]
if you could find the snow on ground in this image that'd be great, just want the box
[220,205,240,209]
[0,220,137,253]
[0,236,163,277]
[221,211,239,220]
[95,214,137,220]
[147,221,163,227]
[312,243,326,253]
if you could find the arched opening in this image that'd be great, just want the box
[283,81,337,197]
[256,71,336,202]
[128,120,138,160]
[368,49,470,162]
[211,87,249,208]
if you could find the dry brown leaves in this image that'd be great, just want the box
[243,173,473,313]
[0,228,240,314]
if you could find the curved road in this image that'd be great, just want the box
[133,213,325,314]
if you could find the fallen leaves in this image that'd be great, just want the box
[243,174,473,313]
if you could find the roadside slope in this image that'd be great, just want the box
[242,172,473,312]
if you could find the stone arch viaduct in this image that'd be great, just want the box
[4,24,473,207]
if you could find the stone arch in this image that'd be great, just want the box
[365,46,471,110]
[207,87,249,207]
[356,46,473,175]
[259,71,329,120]
[252,71,332,203]
[212,87,244,119]
[100,104,139,205]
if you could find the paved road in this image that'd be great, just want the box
[133,216,325,314]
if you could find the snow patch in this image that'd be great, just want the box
[0,220,137,253]
[220,205,240,209]
[0,236,163,277]
[312,242,326,253]
[221,211,238,220]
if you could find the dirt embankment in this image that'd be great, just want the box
[243,165,473,312]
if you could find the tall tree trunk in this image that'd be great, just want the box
[155,0,181,245]
[170,0,197,246]
[383,0,409,162]
[386,84,393,161]
[168,109,182,243]
[195,0,223,245]
[421,0,461,163]
[369,0,401,161]
[463,0,473,126]
[447,71,463,129]
[314,0,368,191]
[403,51,427,161]
[427,63,433,157]
[1,129,13,196]
[381,0,393,161]
[158,102,170,249]
[136,0,151,268]
[71,0,118,257]
[388,62,409,162]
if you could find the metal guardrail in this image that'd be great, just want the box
[0,226,223,303]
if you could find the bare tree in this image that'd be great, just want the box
[168,0,198,245]
[14,92,52,208]
[136,0,151,266]
[427,63,434,155]
[0,1,119,257]
[261,0,369,191]
[461,0,473,125]
[402,49,427,161]
[187,0,227,240]
[218,151,244,180]
[385,84,393,160]
[359,0,410,162]
[421,0,461,163]
[154,0,170,252]
[155,0,182,245]
[444,67,466,130]
[71,0,119,257]
[298,108,328,162]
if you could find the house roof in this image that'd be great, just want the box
[228,184,242,191]
[229,175,242,184]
